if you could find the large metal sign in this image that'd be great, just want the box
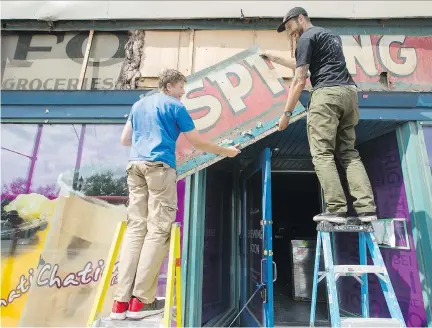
[175,46,306,179]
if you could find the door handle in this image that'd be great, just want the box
[273,261,278,282]
[260,258,265,284]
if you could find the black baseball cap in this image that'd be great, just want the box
[277,7,308,33]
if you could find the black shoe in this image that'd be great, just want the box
[313,212,347,224]
[358,212,377,223]
[126,297,165,320]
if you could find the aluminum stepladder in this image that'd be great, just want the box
[87,222,182,327]
[310,220,406,328]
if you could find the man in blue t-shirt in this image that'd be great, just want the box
[262,7,377,225]
[111,69,240,320]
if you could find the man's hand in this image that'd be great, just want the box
[277,113,290,131]
[224,145,241,158]
[184,129,242,157]
[260,52,276,62]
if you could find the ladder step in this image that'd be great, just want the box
[334,265,385,275]
[317,221,374,233]
[341,318,404,327]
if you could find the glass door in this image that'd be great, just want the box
[240,147,274,327]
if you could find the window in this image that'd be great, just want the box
[1,123,130,245]
[1,123,130,203]
[423,125,432,173]
[1,122,183,300]
[78,124,129,205]
[31,125,82,197]
[1,125,38,199]
[201,169,233,324]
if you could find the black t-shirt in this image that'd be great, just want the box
[295,26,355,90]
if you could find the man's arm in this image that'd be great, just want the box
[277,64,309,131]
[279,35,313,129]
[261,52,297,70]
[183,129,240,158]
[284,64,309,113]
[120,120,133,146]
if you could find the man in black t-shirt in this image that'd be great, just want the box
[267,7,377,224]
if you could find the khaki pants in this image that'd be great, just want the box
[114,161,178,303]
[307,85,376,214]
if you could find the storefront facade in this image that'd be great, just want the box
[1,8,432,328]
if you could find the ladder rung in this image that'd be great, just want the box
[334,265,385,275]
[341,318,404,327]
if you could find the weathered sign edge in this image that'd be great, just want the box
[176,106,307,180]
[177,46,308,179]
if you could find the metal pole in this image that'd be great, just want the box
[25,124,43,194]
[73,29,94,189]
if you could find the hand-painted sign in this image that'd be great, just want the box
[2,32,432,92]
[1,32,128,91]
[340,35,431,91]
[175,46,306,179]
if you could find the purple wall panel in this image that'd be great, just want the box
[335,132,427,327]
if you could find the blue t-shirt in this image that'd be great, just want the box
[128,92,195,169]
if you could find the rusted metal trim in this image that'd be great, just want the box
[3,18,432,33]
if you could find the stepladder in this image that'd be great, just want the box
[310,219,407,328]
[87,222,183,328]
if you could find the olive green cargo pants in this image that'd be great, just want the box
[307,85,376,214]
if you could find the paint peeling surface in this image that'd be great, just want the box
[2,32,432,93]
[340,36,432,92]
[175,46,306,179]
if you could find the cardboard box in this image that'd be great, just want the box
[290,240,326,302]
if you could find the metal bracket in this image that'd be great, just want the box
[219,138,235,146]
[241,130,254,138]
[318,272,326,284]
[261,285,267,304]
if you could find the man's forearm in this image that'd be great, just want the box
[284,80,305,113]
[194,140,230,156]
[266,54,296,70]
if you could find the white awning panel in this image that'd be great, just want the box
[2,1,432,21]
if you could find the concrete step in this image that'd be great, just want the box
[93,313,163,328]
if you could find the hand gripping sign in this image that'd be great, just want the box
[176,46,306,180]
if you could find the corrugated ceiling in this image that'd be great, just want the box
[215,119,403,172]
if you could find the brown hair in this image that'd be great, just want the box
[289,35,296,58]
[158,69,187,91]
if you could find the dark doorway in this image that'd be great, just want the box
[271,172,329,326]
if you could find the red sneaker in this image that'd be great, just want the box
[126,297,165,319]
[110,300,130,320]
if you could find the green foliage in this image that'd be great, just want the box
[80,171,128,196]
